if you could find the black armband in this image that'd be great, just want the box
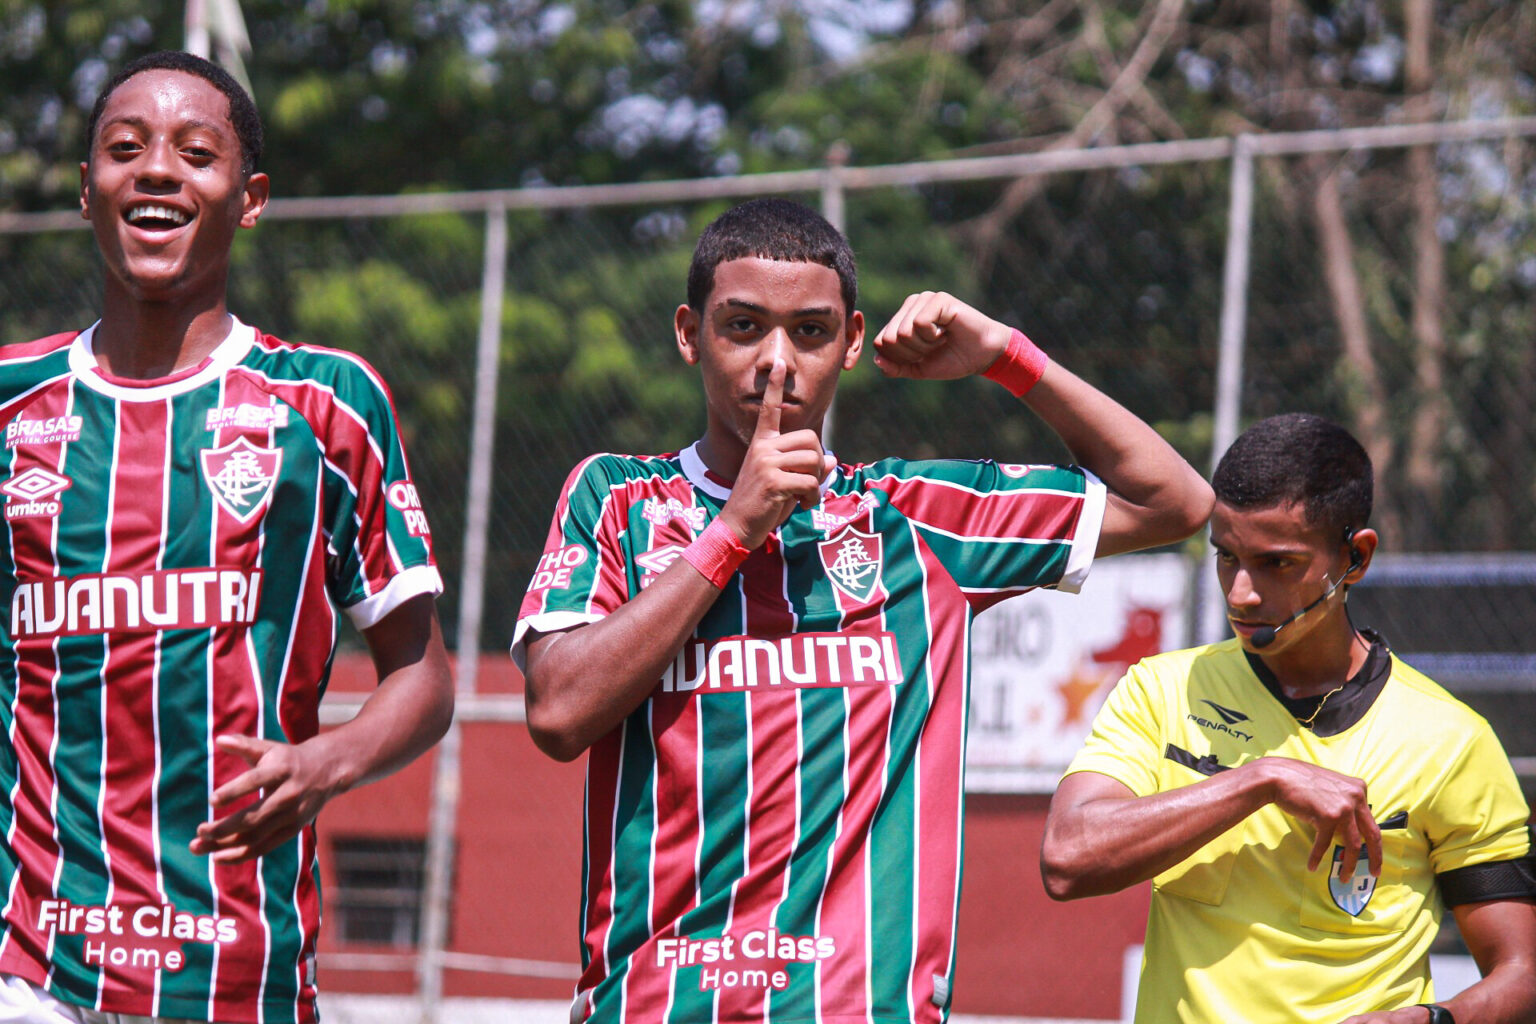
[1436,853,1536,907]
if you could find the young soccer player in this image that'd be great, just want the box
[0,51,453,1023]
[514,197,1213,1022]
[1042,414,1536,1024]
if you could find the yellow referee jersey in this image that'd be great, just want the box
[1065,637,1532,1024]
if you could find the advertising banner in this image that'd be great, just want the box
[966,553,1193,792]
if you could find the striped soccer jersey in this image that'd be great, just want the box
[0,321,441,1023]
[1066,639,1534,1024]
[513,442,1105,1024]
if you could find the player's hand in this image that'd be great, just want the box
[872,291,1013,381]
[719,358,834,549]
[191,734,349,862]
[1259,757,1383,880]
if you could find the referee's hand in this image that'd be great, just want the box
[1262,757,1383,880]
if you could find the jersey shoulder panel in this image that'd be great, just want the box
[0,333,76,405]
[851,455,1086,491]
[241,331,399,409]
[558,451,689,513]
[1380,655,1485,721]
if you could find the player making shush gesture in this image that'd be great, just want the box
[514,197,1213,1023]
[0,51,452,1024]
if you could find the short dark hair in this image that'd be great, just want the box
[87,51,262,176]
[687,198,857,314]
[1213,413,1373,538]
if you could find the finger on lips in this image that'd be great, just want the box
[755,358,787,438]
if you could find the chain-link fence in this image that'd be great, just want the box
[3,118,1535,1014]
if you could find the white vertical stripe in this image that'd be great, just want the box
[206,374,227,1021]
[91,389,124,1011]
[609,727,626,1024]
[247,402,280,1024]
[763,529,801,1024]
[713,569,750,1024]
[149,397,175,1016]
[268,380,333,1021]
[906,518,938,1021]
[44,381,76,988]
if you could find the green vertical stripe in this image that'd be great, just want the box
[0,440,22,900]
[664,571,745,1021]
[867,519,930,1017]
[154,392,219,1005]
[767,501,853,1022]
[48,388,114,999]
[592,714,659,1012]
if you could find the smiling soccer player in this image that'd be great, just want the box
[0,52,453,1024]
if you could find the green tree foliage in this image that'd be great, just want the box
[2,1,1534,646]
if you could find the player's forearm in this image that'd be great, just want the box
[317,657,455,791]
[325,608,455,790]
[1021,361,1212,556]
[524,563,723,761]
[1041,765,1274,899]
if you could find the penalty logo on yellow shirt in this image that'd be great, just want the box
[1328,844,1377,916]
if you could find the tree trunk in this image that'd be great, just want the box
[1401,0,1449,549]
[1309,155,1401,545]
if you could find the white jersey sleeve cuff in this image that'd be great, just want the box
[1057,471,1106,594]
[511,611,605,672]
[345,564,444,630]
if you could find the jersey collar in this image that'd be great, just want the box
[70,318,255,402]
[1245,629,1393,737]
[680,440,839,501]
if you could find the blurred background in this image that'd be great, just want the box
[1,2,1533,1020]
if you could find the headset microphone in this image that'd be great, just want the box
[1249,541,1364,650]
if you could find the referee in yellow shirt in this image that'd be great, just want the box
[1042,413,1536,1024]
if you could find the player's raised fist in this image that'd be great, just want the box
[872,291,1014,381]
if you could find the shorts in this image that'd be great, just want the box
[0,975,212,1024]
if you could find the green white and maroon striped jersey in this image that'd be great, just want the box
[513,441,1104,1024]
[0,320,441,1024]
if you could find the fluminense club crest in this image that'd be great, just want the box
[1328,843,1376,916]
[818,527,883,604]
[200,437,282,523]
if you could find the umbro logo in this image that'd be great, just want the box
[636,544,686,588]
[0,467,71,520]
[1200,699,1250,725]
[1,468,71,503]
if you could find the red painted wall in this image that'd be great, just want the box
[316,654,1148,1018]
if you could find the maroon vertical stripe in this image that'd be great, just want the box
[714,534,800,1023]
[205,376,282,1022]
[907,536,967,1016]
[815,540,894,1019]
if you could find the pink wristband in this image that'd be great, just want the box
[682,518,751,589]
[982,329,1049,397]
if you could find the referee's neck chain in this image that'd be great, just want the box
[1296,683,1346,729]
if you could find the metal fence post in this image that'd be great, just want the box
[416,203,509,1022]
[820,143,849,453]
[1199,135,1257,645]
